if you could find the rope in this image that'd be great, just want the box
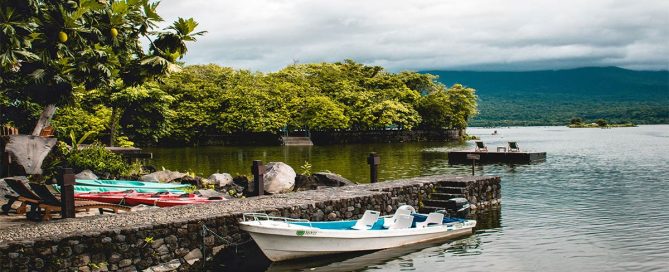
[200,224,254,268]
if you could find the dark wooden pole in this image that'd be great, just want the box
[59,168,76,218]
[472,159,475,176]
[367,152,380,183]
[251,160,265,196]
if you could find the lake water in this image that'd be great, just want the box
[148,125,669,272]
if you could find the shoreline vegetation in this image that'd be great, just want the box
[567,117,636,128]
[2,60,478,147]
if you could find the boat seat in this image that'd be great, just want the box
[351,210,380,230]
[383,206,414,228]
[388,214,414,229]
[415,212,444,228]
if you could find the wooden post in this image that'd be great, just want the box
[58,168,76,218]
[367,152,380,183]
[466,154,480,176]
[251,160,265,196]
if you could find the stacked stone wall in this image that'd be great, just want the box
[0,175,499,271]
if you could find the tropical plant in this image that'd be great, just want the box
[0,0,204,143]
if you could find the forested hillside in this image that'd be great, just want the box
[423,67,669,126]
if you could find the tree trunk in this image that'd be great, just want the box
[4,135,57,175]
[32,104,57,136]
[110,106,118,147]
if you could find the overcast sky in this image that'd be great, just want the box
[156,0,669,72]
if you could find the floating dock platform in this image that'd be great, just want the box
[448,151,546,164]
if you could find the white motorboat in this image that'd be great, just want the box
[239,205,477,261]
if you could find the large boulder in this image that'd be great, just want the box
[140,170,188,183]
[208,173,233,187]
[313,172,356,187]
[75,170,98,180]
[263,162,296,194]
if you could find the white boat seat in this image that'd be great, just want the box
[351,210,380,230]
[416,213,444,228]
[388,214,414,229]
[383,207,413,228]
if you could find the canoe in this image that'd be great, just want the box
[239,206,476,262]
[53,184,186,193]
[123,194,224,207]
[75,179,189,190]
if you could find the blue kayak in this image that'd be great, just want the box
[75,179,190,190]
[53,184,186,193]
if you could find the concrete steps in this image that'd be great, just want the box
[281,136,313,146]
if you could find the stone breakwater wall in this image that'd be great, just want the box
[0,175,500,272]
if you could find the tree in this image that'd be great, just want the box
[0,0,204,138]
[417,84,478,129]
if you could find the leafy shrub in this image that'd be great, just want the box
[66,144,129,177]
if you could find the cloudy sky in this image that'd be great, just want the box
[156,0,669,72]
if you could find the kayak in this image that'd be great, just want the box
[124,194,224,207]
[76,179,190,190]
[53,184,186,193]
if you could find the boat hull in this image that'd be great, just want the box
[239,220,475,261]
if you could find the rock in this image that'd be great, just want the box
[184,248,202,265]
[75,170,98,180]
[119,259,133,268]
[293,174,318,191]
[208,173,233,187]
[327,212,337,220]
[140,170,188,183]
[263,162,296,194]
[144,259,181,272]
[196,189,230,200]
[313,172,355,187]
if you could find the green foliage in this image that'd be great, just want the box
[65,143,128,177]
[595,119,608,127]
[300,161,312,176]
[51,104,111,138]
[417,84,478,129]
[570,117,583,125]
[113,83,174,143]
[0,0,204,139]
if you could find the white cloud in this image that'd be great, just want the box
[156,0,669,71]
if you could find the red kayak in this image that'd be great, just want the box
[75,191,151,205]
[123,193,224,207]
[75,191,225,207]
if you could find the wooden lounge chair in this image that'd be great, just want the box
[29,183,131,221]
[2,178,41,215]
[508,142,520,152]
[475,141,488,152]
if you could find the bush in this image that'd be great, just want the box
[66,144,129,177]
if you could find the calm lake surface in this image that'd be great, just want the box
[148,125,669,272]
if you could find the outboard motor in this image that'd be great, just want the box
[445,198,470,218]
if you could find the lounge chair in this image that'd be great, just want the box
[352,210,380,230]
[508,142,520,152]
[2,178,41,215]
[29,183,131,221]
[475,141,488,152]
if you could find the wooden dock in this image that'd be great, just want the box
[448,150,546,164]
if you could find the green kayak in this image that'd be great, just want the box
[75,179,190,190]
[53,184,186,193]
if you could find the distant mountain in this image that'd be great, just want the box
[422,67,669,126]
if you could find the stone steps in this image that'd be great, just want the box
[281,136,313,146]
[429,192,464,201]
[434,186,467,194]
